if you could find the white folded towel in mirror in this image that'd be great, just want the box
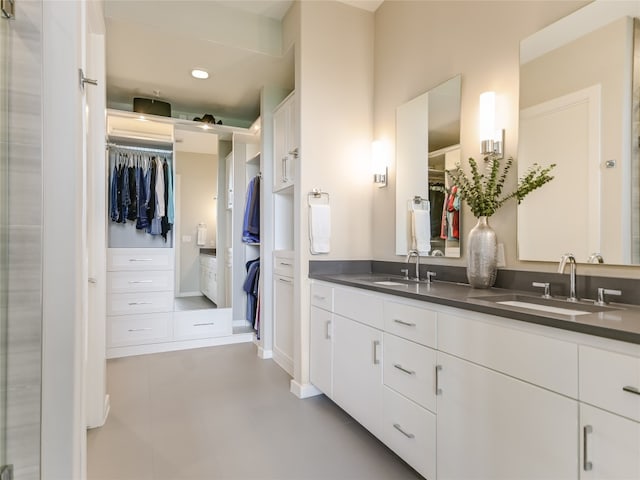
[309,204,331,254]
[412,208,431,255]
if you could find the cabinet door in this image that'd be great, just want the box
[437,351,578,480]
[310,306,333,397]
[333,314,383,439]
[580,404,640,480]
[273,274,294,375]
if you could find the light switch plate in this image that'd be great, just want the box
[182,235,192,243]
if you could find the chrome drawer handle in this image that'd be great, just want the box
[435,364,443,395]
[373,340,381,365]
[128,258,153,262]
[313,294,326,300]
[393,364,415,376]
[623,386,640,396]
[393,423,415,439]
[129,280,153,284]
[583,425,593,471]
[393,319,416,327]
[279,261,292,266]
[278,278,292,284]
[128,328,152,332]
[193,322,214,327]
[325,320,331,340]
[128,302,152,305]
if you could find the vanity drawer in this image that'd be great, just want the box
[108,312,172,347]
[438,311,578,398]
[107,291,174,316]
[108,248,174,271]
[310,283,333,311]
[383,333,437,412]
[580,345,640,421]
[384,300,437,348]
[108,270,173,294]
[334,286,384,330]
[173,312,232,340]
[382,386,436,480]
[274,251,294,277]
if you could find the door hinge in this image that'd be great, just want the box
[0,465,14,480]
[1,0,15,19]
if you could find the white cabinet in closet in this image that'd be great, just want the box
[106,248,175,349]
[273,92,298,192]
[199,254,218,305]
[272,251,294,375]
[310,283,334,397]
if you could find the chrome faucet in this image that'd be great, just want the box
[587,253,604,264]
[406,249,420,281]
[558,253,578,302]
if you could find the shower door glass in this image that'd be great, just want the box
[0,4,8,474]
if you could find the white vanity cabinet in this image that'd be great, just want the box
[199,254,218,304]
[310,283,334,397]
[578,346,640,479]
[273,92,297,192]
[273,251,295,375]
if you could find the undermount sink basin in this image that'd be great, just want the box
[472,293,617,316]
[357,276,418,287]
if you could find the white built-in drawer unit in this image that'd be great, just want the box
[310,283,333,311]
[108,312,173,347]
[107,248,175,350]
[107,248,174,271]
[334,287,383,329]
[383,333,437,412]
[273,251,294,277]
[173,313,231,340]
[108,270,174,294]
[579,345,640,421]
[384,300,437,348]
[382,386,436,480]
[438,311,578,398]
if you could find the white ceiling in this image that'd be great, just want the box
[104,0,382,126]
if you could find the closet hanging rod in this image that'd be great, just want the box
[106,143,173,154]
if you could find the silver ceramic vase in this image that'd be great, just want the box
[466,216,497,288]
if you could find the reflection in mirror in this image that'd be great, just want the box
[395,75,462,257]
[518,1,640,265]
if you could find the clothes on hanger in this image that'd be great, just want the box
[242,175,260,243]
[108,149,174,242]
[243,257,261,336]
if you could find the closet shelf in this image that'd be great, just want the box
[246,152,261,165]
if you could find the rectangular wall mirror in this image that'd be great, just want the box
[395,75,462,257]
[518,0,640,265]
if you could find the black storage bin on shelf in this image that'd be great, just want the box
[133,97,171,117]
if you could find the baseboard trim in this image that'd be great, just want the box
[290,380,322,399]
[106,333,255,359]
[273,349,294,377]
[257,345,273,359]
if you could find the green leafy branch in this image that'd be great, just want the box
[446,156,555,218]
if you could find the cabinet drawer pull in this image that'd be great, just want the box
[325,320,331,340]
[279,261,292,266]
[623,385,640,396]
[583,425,593,471]
[128,258,153,262]
[128,328,152,332]
[128,301,153,306]
[393,319,416,327]
[435,364,443,395]
[193,322,214,327]
[393,364,416,376]
[128,280,153,284]
[373,340,381,365]
[278,278,292,284]
[282,157,288,183]
[393,423,415,439]
[313,294,326,300]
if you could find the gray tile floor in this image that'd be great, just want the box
[87,343,423,480]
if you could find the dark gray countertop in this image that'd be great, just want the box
[310,273,640,345]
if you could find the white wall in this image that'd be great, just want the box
[289,0,375,393]
[369,1,640,277]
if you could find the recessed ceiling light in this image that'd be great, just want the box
[191,69,209,80]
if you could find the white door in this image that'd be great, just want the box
[580,403,640,480]
[309,306,332,397]
[333,314,383,439]
[436,351,579,480]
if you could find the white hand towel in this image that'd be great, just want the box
[309,204,331,254]
[412,208,431,255]
[197,223,207,246]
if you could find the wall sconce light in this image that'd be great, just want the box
[372,140,389,187]
[479,91,504,159]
